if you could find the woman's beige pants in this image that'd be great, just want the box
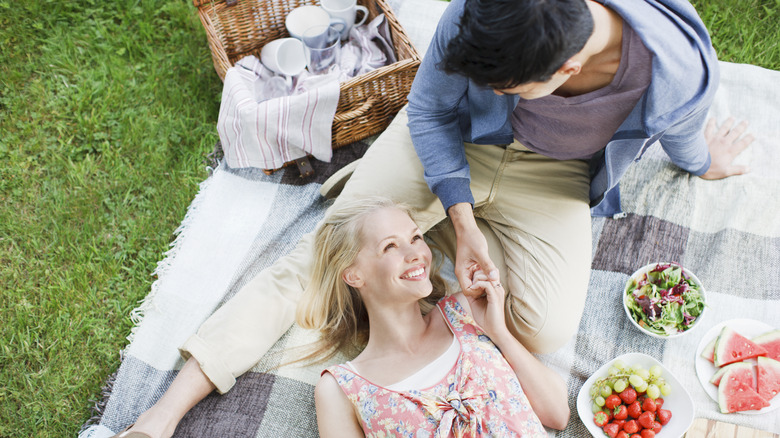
[182,109,592,393]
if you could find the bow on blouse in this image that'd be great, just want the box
[422,388,489,438]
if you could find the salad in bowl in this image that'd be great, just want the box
[624,262,706,338]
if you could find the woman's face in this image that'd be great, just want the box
[346,207,433,301]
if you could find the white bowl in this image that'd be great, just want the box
[576,353,695,438]
[623,262,706,339]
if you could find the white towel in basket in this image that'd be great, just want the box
[217,55,340,170]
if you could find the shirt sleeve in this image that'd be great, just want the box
[658,101,712,176]
[406,0,474,213]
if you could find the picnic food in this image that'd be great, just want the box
[757,356,780,400]
[713,326,767,366]
[753,329,780,361]
[625,263,705,337]
[718,364,770,413]
[590,360,674,437]
[700,324,780,413]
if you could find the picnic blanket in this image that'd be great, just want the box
[80,2,780,437]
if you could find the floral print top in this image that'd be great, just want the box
[323,296,547,437]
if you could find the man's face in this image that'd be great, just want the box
[492,71,570,100]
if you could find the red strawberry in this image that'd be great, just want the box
[640,429,656,438]
[619,387,638,404]
[623,419,640,434]
[613,419,626,430]
[638,411,655,429]
[652,421,662,434]
[604,423,620,438]
[605,394,622,410]
[642,397,656,413]
[616,431,629,438]
[613,405,628,420]
[656,408,672,426]
[594,411,609,427]
[654,397,664,409]
[627,401,642,419]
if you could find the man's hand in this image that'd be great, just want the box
[448,203,499,295]
[700,117,754,180]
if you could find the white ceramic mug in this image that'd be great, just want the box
[260,37,307,77]
[321,0,368,40]
[285,5,346,40]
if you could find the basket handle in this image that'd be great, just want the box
[334,97,376,123]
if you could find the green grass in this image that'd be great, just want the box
[0,0,778,436]
[692,0,780,68]
[0,0,221,436]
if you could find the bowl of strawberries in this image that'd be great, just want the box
[577,353,694,437]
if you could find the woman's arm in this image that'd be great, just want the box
[486,320,570,430]
[454,279,571,430]
[315,373,365,438]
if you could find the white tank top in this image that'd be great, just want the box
[346,308,461,391]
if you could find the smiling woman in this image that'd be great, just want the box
[1,0,778,436]
[296,196,570,437]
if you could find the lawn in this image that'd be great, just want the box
[0,0,778,436]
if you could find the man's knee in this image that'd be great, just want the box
[504,287,582,354]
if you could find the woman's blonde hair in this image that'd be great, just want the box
[296,196,448,362]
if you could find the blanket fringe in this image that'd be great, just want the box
[79,350,123,432]
[126,160,222,345]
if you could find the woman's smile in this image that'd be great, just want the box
[400,266,426,280]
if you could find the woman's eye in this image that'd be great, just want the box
[383,243,396,252]
[412,234,423,242]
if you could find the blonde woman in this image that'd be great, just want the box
[298,197,570,437]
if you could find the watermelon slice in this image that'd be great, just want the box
[753,329,780,361]
[700,337,716,363]
[709,361,753,387]
[757,356,780,401]
[718,366,771,413]
[713,326,769,367]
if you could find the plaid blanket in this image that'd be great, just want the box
[79,3,780,436]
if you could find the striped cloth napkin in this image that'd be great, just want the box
[217,55,340,171]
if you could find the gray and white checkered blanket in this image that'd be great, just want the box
[79,2,780,436]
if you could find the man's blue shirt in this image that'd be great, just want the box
[406,0,718,217]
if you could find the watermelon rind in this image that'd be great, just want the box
[757,356,780,401]
[753,329,780,362]
[710,361,752,386]
[718,366,770,413]
[701,337,717,363]
[713,326,769,367]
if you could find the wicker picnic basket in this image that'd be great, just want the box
[193,0,421,165]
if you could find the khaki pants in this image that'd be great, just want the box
[182,108,592,393]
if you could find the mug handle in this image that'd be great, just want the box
[354,5,368,27]
[328,17,347,35]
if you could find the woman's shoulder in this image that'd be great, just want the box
[437,293,477,328]
[439,292,471,315]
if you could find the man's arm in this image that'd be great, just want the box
[658,99,752,180]
[449,203,499,292]
[406,0,474,213]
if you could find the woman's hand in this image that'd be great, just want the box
[465,270,509,341]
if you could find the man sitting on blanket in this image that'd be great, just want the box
[115,0,753,436]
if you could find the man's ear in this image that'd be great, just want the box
[342,267,364,289]
[557,59,582,76]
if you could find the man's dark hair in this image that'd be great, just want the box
[442,0,594,88]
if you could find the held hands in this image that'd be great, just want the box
[465,270,509,341]
[451,210,499,296]
[700,117,754,180]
